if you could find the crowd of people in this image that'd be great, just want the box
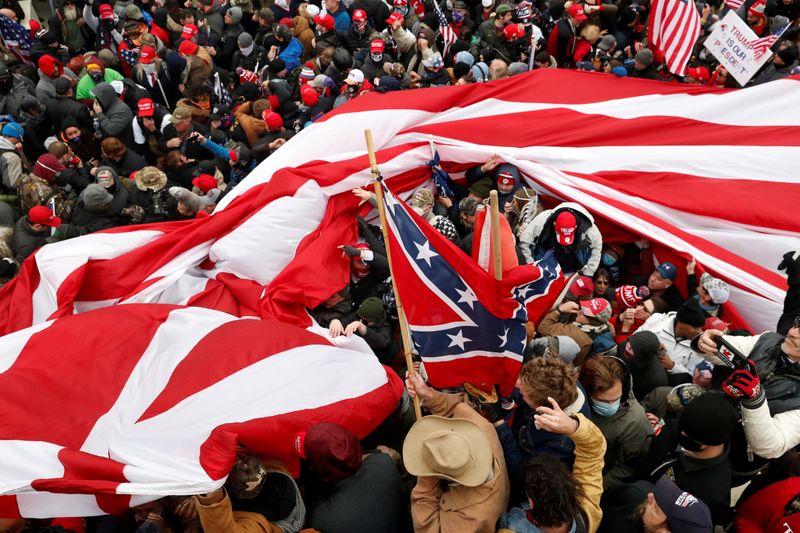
[0,0,797,530]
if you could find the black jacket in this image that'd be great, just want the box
[45,95,93,131]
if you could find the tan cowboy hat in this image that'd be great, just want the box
[134,166,167,192]
[402,415,493,487]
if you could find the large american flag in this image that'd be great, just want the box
[380,180,561,394]
[648,0,702,76]
[431,0,457,59]
[0,13,32,64]
[0,304,402,518]
[752,23,790,59]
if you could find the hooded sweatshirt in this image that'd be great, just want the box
[92,82,135,146]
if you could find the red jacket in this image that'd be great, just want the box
[734,477,800,532]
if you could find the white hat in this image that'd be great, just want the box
[345,68,365,85]
[482,0,494,7]
[110,80,125,95]
[305,3,320,17]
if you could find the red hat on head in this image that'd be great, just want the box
[301,85,319,107]
[314,13,335,30]
[28,205,62,227]
[580,297,610,318]
[137,98,155,117]
[748,0,766,16]
[99,3,114,20]
[262,110,283,132]
[138,46,156,64]
[192,174,217,193]
[386,12,404,25]
[704,316,732,331]
[687,66,710,82]
[567,3,588,21]
[238,68,258,84]
[352,8,367,21]
[568,275,595,299]
[278,17,294,27]
[615,285,645,309]
[38,55,63,78]
[370,38,385,53]
[394,0,408,5]
[503,23,521,39]
[496,171,514,187]
[299,422,363,482]
[181,23,199,39]
[554,211,578,245]
[178,39,199,56]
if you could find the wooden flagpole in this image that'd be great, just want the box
[489,190,503,281]
[364,129,422,421]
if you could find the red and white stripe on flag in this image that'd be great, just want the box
[648,0,702,76]
[0,304,403,518]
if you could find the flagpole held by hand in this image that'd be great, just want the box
[489,190,503,281]
[364,129,422,421]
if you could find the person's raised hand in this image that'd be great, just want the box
[697,329,725,355]
[405,370,434,402]
[533,396,579,435]
[558,301,580,314]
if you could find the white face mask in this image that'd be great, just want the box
[141,63,156,74]
[239,43,254,56]
[371,52,383,62]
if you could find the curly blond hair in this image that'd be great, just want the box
[518,356,578,408]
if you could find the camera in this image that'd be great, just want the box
[712,335,749,370]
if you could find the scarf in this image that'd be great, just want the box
[240,43,254,57]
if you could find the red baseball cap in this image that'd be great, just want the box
[370,38,385,54]
[704,316,732,331]
[314,13,335,30]
[580,297,610,318]
[386,12,404,25]
[567,4,588,21]
[568,275,595,299]
[192,174,217,193]
[503,23,521,39]
[279,17,294,28]
[554,211,578,245]
[28,205,62,227]
[262,110,283,132]
[178,39,199,56]
[352,8,367,21]
[181,23,198,39]
[687,66,710,82]
[139,46,156,64]
[615,285,643,309]
[301,85,319,107]
[137,98,155,117]
[497,171,514,187]
[99,3,114,20]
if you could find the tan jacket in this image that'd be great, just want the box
[293,16,315,57]
[234,101,269,147]
[570,414,606,533]
[196,489,284,533]
[537,310,594,364]
[411,391,510,533]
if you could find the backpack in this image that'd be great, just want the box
[16,174,75,222]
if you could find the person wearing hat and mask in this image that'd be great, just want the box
[45,76,92,132]
[546,3,588,67]
[215,6,245,70]
[359,38,393,83]
[298,422,407,533]
[12,205,62,262]
[193,451,305,533]
[75,56,124,102]
[159,105,210,161]
[132,98,171,163]
[0,121,29,192]
[519,201,603,276]
[620,330,670,402]
[343,8,375,54]
[473,3,514,54]
[313,14,345,57]
[499,397,605,533]
[333,68,374,108]
[579,355,652,489]
[752,42,799,85]
[132,46,176,109]
[538,297,615,365]
[746,0,769,36]
[338,240,389,310]
[404,371,510,533]
[685,258,729,318]
[232,33,268,74]
[598,474,713,533]
[639,299,708,382]
[641,393,737,526]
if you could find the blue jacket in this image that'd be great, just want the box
[330,7,351,33]
[278,38,304,71]
[200,138,231,161]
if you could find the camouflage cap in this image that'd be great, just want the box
[134,166,167,192]
[409,187,434,208]
[225,454,267,500]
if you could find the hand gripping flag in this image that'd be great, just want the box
[0,304,403,518]
[380,181,560,395]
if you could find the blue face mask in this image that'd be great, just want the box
[602,253,617,266]
[70,135,81,143]
[591,398,620,417]
[452,11,464,23]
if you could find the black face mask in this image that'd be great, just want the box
[90,72,104,84]
[0,76,12,93]
[679,433,705,452]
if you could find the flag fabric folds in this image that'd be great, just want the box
[752,23,790,58]
[648,0,702,76]
[0,304,403,518]
[379,180,557,395]
[0,14,32,64]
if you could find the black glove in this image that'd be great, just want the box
[342,245,362,257]
[778,251,800,275]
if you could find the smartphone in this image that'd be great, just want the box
[712,335,749,370]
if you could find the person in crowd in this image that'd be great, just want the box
[686,257,729,318]
[579,355,652,488]
[639,299,707,381]
[538,298,615,365]
[631,261,685,311]
[620,330,670,401]
[404,371,510,532]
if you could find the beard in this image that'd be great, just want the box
[63,6,79,20]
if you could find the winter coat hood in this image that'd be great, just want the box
[92,82,117,110]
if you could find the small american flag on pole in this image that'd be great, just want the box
[648,0,702,76]
[431,1,457,59]
[0,13,32,64]
[752,23,790,58]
